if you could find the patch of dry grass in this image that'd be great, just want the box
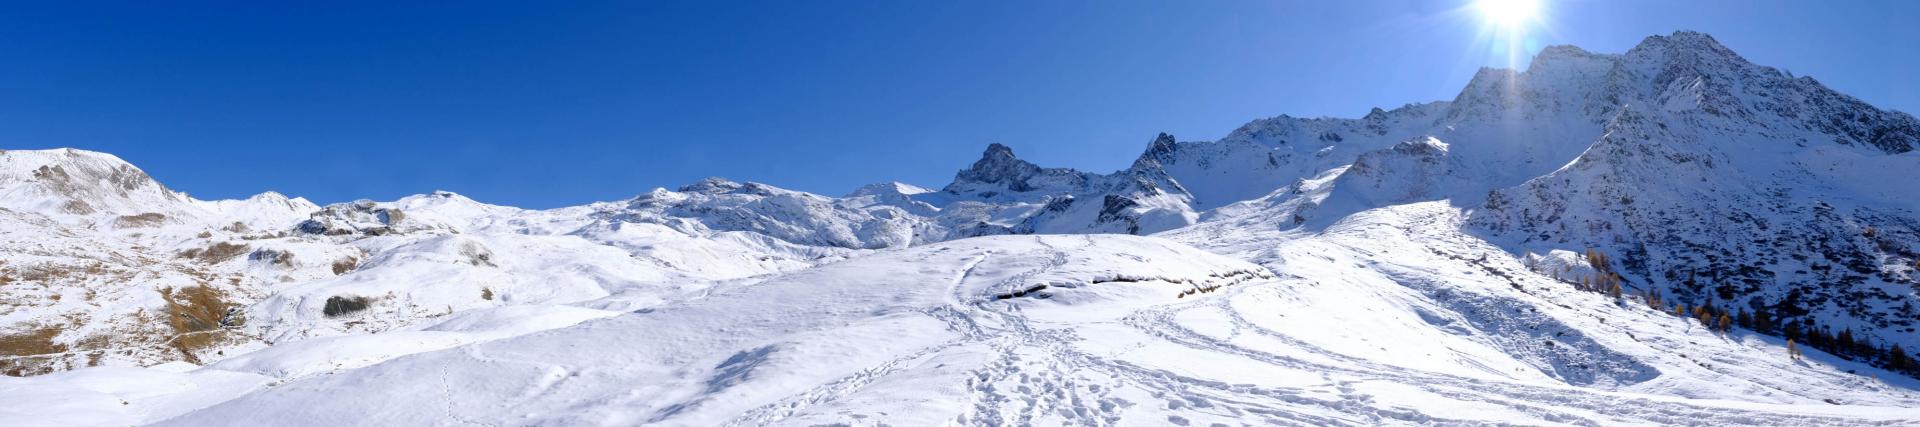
[160,285,235,364]
[60,200,94,215]
[332,257,359,275]
[0,327,66,377]
[112,212,168,228]
[177,242,250,264]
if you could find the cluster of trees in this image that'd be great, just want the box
[1635,290,1737,333]
[1564,248,1920,378]
[1628,278,1920,378]
[1569,249,1625,299]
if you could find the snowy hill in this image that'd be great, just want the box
[3,31,1920,425]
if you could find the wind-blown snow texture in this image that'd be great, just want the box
[3,31,1919,426]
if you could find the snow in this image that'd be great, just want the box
[157,235,1271,426]
[210,304,621,380]
[112,230,1920,425]
[0,365,269,426]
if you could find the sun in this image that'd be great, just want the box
[1470,0,1548,67]
[1475,0,1542,30]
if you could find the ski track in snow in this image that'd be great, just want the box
[739,282,1873,425]
[716,234,1888,426]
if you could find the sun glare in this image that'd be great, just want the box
[1476,0,1541,30]
[1470,0,1547,68]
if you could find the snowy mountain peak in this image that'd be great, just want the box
[677,176,746,193]
[247,191,291,202]
[1615,31,1917,154]
[1618,31,1773,90]
[0,148,167,196]
[232,190,316,213]
[1629,30,1742,62]
[845,181,932,198]
[1363,106,1390,120]
[1530,44,1600,62]
[0,148,189,222]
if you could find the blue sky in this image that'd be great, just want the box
[2,1,1914,208]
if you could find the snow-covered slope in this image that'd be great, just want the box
[4,30,1919,426]
[130,223,1920,426]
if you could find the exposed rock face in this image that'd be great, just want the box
[298,200,417,236]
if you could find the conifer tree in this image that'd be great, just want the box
[1716,313,1731,333]
[1787,339,1801,360]
[1837,329,1855,357]
[1891,346,1913,373]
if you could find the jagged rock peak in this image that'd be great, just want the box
[949,143,1043,189]
[1150,132,1176,149]
[1144,133,1177,157]
[982,142,1017,160]
[1134,132,1180,170]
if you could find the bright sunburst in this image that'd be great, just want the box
[1471,0,1548,68]
[1475,0,1542,30]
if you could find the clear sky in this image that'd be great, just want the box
[2,1,1914,208]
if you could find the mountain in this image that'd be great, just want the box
[1468,32,1920,352]
[4,31,1920,425]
